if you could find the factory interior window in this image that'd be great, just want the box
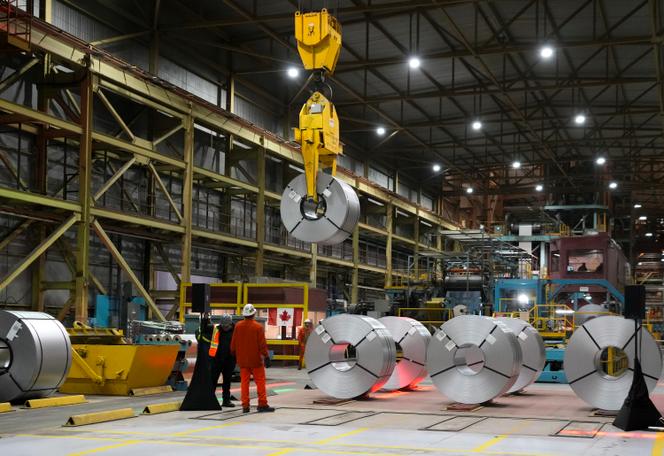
[567,249,604,273]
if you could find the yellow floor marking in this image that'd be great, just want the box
[652,433,664,456]
[67,440,141,456]
[314,427,370,445]
[266,449,295,456]
[170,421,240,436]
[471,434,508,453]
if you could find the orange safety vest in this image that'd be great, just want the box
[208,325,220,357]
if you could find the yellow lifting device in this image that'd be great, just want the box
[293,8,343,201]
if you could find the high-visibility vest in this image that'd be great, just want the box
[209,325,220,357]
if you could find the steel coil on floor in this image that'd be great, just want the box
[564,315,662,410]
[495,317,546,393]
[280,171,360,245]
[379,316,430,391]
[427,315,522,404]
[0,310,72,402]
[305,314,396,399]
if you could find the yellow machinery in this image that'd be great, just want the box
[59,323,179,396]
[293,8,343,202]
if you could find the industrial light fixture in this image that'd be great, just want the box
[376,126,386,136]
[287,67,299,79]
[512,160,521,169]
[466,187,474,194]
[421,220,433,227]
[471,120,482,131]
[646,232,654,237]
[595,156,606,165]
[408,57,421,69]
[517,293,529,305]
[432,164,442,172]
[634,203,642,209]
[608,181,618,189]
[535,184,544,192]
[574,113,587,125]
[639,215,648,221]
[539,45,554,59]
[660,258,664,262]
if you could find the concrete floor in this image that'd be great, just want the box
[1,368,663,456]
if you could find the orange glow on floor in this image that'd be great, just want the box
[559,429,658,439]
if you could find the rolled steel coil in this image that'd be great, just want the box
[305,314,396,399]
[379,316,430,390]
[564,315,662,410]
[495,317,546,392]
[427,315,522,404]
[280,171,360,245]
[0,310,72,402]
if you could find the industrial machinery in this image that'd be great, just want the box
[280,9,360,245]
[59,322,179,395]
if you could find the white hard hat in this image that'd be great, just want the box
[242,303,257,317]
[304,319,312,324]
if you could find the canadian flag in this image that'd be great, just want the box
[277,307,294,327]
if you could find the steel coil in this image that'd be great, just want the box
[305,314,396,399]
[427,315,522,404]
[280,171,360,245]
[379,316,430,390]
[0,310,72,402]
[495,317,546,392]
[564,315,662,410]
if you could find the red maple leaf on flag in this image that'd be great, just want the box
[279,310,292,322]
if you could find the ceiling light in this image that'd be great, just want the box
[595,157,606,165]
[471,120,482,131]
[466,187,474,194]
[639,216,647,221]
[634,204,642,209]
[517,293,529,305]
[432,164,441,172]
[609,181,618,189]
[408,57,421,69]
[512,160,521,169]
[376,126,386,136]
[574,114,586,125]
[660,258,664,262]
[539,45,554,59]
[287,67,299,79]
[646,232,654,237]
[535,184,543,192]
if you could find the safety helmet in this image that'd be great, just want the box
[220,314,233,326]
[242,303,257,317]
[304,319,312,325]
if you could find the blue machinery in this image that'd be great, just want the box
[493,278,625,384]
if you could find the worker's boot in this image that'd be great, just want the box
[257,405,275,413]
[242,407,250,413]
[222,399,235,407]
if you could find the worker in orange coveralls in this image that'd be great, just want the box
[230,303,275,413]
[297,318,313,370]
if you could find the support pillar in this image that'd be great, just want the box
[74,73,93,322]
[309,244,317,287]
[351,225,359,304]
[413,215,420,279]
[180,115,194,283]
[385,203,393,287]
[255,147,266,276]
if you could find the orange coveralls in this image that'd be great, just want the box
[230,318,269,408]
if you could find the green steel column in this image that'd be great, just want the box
[181,115,194,283]
[74,73,93,322]
[351,225,359,304]
[385,203,393,287]
[255,147,266,276]
[309,243,317,287]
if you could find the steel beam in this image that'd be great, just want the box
[147,162,183,222]
[385,203,393,287]
[92,220,165,322]
[0,214,79,293]
[93,157,137,201]
[255,147,266,276]
[180,116,194,283]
